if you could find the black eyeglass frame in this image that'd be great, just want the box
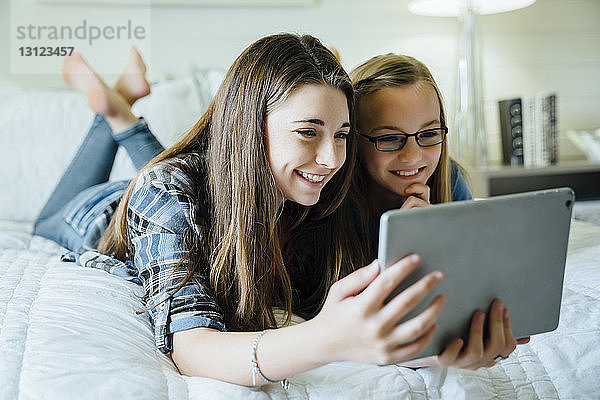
[358,126,448,152]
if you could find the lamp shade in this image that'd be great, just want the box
[408,0,535,16]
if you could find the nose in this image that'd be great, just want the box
[315,137,345,169]
[397,137,423,163]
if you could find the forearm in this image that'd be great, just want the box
[172,319,330,386]
[171,256,450,384]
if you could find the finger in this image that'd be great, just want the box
[484,300,506,359]
[500,308,517,357]
[360,254,421,308]
[388,294,446,345]
[466,301,506,370]
[517,337,530,345]
[329,259,379,301]
[400,196,430,210]
[454,311,485,368]
[378,271,444,329]
[436,338,464,366]
[387,324,438,364]
[404,183,431,203]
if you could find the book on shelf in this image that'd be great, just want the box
[547,94,558,165]
[498,98,523,166]
[498,93,557,167]
[522,96,536,167]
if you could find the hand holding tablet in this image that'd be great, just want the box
[378,188,574,359]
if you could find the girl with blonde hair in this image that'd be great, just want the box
[350,53,528,369]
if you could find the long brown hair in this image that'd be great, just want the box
[348,54,459,259]
[99,33,361,331]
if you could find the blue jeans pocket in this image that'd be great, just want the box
[62,180,130,236]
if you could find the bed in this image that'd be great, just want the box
[1,220,599,399]
[2,81,599,399]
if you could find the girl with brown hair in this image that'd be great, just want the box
[35,36,448,386]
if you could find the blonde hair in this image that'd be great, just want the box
[99,34,361,330]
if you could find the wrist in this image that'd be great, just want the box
[304,314,339,365]
[254,318,333,383]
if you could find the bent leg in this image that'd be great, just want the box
[113,118,165,171]
[62,51,139,133]
[34,50,153,247]
[114,47,151,106]
[33,211,84,251]
[34,180,129,252]
[34,114,117,233]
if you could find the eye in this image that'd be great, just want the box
[378,135,402,143]
[418,130,438,138]
[296,129,317,137]
[335,131,349,140]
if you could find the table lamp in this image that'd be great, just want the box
[408,0,535,167]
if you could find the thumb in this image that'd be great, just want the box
[330,259,380,301]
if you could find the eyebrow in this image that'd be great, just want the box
[293,119,351,129]
[370,119,440,134]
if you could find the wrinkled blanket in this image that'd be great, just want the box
[1,221,599,399]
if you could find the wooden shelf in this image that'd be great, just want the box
[468,162,600,200]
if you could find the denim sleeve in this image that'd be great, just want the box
[450,161,473,201]
[128,161,225,354]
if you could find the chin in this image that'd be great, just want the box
[294,195,320,207]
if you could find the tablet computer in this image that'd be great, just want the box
[378,187,574,358]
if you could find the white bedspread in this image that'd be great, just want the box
[1,221,599,399]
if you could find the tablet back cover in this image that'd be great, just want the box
[378,188,574,358]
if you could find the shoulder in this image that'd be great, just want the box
[133,153,200,195]
[129,154,204,235]
[450,160,473,201]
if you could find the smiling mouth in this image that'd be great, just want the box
[390,167,425,177]
[295,170,327,183]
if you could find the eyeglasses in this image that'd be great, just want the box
[358,127,448,152]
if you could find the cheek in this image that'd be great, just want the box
[265,140,282,176]
[266,133,297,173]
[425,148,442,178]
[428,147,442,168]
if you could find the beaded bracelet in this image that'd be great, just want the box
[251,329,290,389]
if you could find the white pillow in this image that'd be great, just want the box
[0,76,209,224]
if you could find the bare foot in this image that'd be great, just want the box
[62,52,138,132]
[113,47,151,106]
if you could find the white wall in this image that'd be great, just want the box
[1,0,599,164]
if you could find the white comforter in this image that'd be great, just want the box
[1,221,599,400]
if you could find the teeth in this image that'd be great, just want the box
[393,168,420,177]
[298,170,326,183]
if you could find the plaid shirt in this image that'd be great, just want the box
[71,154,225,354]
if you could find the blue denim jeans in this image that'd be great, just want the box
[33,114,164,252]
